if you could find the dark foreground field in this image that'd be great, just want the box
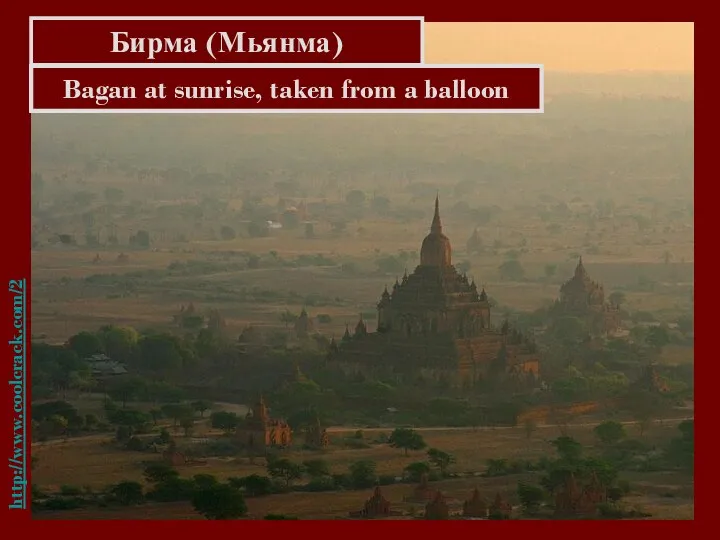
[32,419,693,520]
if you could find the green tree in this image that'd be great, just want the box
[580,457,618,487]
[551,436,583,462]
[484,458,509,477]
[109,409,151,435]
[107,376,147,407]
[279,310,298,328]
[158,427,172,444]
[147,477,197,502]
[32,400,80,423]
[646,326,670,350]
[84,413,99,429]
[593,421,627,446]
[229,474,273,497]
[517,482,544,515]
[345,190,366,207]
[149,409,162,425]
[67,331,103,358]
[161,404,194,427]
[348,460,377,489]
[427,448,455,476]
[388,427,426,456]
[138,334,186,373]
[678,419,693,440]
[104,187,124,204]
[371,195,391,213]
[551,316,588,343]
[191,483,248,520]
[266,458,303,487]
[143,463,179,484]
[46,414,69,438]
[193,474,219,489]
[498,259,525,281]
[97,325,139,363]
[676,315,694,335]
[304,222,315,238]
[666,420,694,472]
[111,481,144,505]
[404,461,431,482]
[302,459,331,478]
[191,400,212,418]
[195,328,223,358]
[210,411,238,433]
[181,417,195,437]
[220,226,236,240]
[37,347,91,398]
[286,407,321,432]
[146,381,185,403]
[130,229,151,248]
[608,291,626,307]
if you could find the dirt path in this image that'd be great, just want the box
[326,416,694,433]
[32,416,692,448]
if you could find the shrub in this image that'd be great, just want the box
[517,482,544,515]
[303,477,337,492]
[331,473,352,490]
[143,462,179,484]
[42,496,85,510]
[403,462,431,482]
[191,484,248,520]
[349,460,377,489]
[598,502,625,518]
[110,481,144,506]
[230,474,274,497]
[147,478,196,502]
[125,436,146,452]
[607,486,624,502]
[342,437,370,449]
[378,475,396,486]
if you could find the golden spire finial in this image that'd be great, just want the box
[431,193,442,234]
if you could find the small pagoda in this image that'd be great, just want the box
[404,473,437,502]
[488,492,512,519]
[463,488,488,518]
[349,486,393,518]
[424,491,450,520]
[554,472,606,517]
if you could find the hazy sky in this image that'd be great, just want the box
[425,23,694,72]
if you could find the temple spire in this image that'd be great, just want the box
[254,394,268,421]
[575,256,587,278]
[431,193,442,234]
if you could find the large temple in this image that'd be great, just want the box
[328,197,539,388]
[551,257,621,336]
[235,396,292,451]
